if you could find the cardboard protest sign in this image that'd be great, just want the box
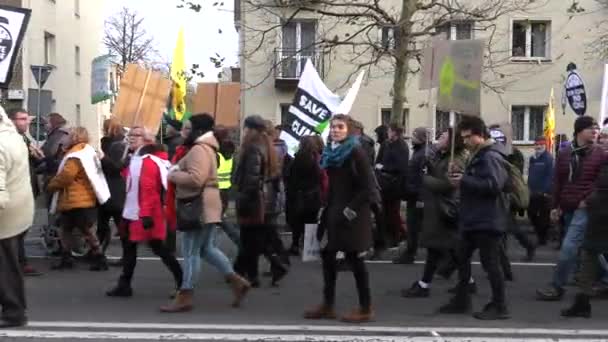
[192,82,240,127]
[436,40,484,116]
[112,64,171,133]
[0,5,30,87]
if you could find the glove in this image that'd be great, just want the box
[142,216,154,230]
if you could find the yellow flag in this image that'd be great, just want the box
[544,88,556,154]
[171,27,186,121]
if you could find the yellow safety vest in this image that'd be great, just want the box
[217,153,233,190]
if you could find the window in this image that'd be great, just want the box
[511,105,545,143]
[74,46,80,75]
[74,0,80,17]
[280,20,316,78]
[435,110,462,137]
[280,103,291,125]
[380,108,409,133]
[75,104,81,126]
[381,26,400,50]
[435,21,473,41]
[511,20,550,59]
[44,32,56,65]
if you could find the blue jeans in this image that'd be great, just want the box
[181,224,234,290]
[552,209,588,289]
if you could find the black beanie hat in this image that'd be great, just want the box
[574,116,597,136]
[190,113,215,133]
[244,115,266,131]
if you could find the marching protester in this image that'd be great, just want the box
[41,113,70,178]
[233,115,287,288]
[161,114,250,312]
[561,160,608,318]
[47,127,110,271]
[98,119,128,264]
[352,120,376,164]
[106,127,183,298]
[395,127,429,264]
[0,106,35,328]
[489,126,535,270]
[527,136,554,246]
[374,123,409,252]
[537,116,605,301]
[8,109,43,277]
[164,117,185,161]
[439,116,510,320]
[304,114,374,323]
[402,128,468,298]
[287,135,327,255]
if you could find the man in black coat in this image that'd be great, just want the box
[394,127,428,264]
[352,120,376,164]
[439,116,510,320]
[375,124,409,254]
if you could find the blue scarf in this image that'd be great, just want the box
[321,136,359,169]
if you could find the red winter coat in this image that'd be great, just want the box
[123,145,170,242]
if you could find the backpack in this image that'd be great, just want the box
[503,159,529,210]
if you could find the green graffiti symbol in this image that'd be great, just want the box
[439,57,456,99]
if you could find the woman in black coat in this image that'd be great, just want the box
[304,114,374,323]
[287,135,326,255]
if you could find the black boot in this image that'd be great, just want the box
[439,288,472,314]
[106,277,133,297]
[448,282,477,294]
[401,281,430,298]
[473,302,510,320]
[561,293,591,318]
[51,253,74,270]
[90,254,109,272]
[270,255,288,287]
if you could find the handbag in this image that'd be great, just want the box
[176,194,203,231]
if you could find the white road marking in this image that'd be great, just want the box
[28,255,557,267]
[0,330,604,341]
[22,322,608,336]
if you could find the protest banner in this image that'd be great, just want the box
[91,55,112,104]
[562,65,587,116]
[0,5,30,87]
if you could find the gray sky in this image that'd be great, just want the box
[104,0,239,81]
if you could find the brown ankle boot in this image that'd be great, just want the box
[226,273,251,308]
[340,307,374,323]
[303,304,337,320]
[160,289,193,313]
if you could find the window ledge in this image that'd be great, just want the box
[513,141,536,146]
[509,57,552,64]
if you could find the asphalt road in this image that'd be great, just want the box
[4,211,608,341]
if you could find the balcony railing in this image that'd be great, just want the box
[274,49,323,87]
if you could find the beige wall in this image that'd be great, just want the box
[240,0,606,149]
[21,0,104,145]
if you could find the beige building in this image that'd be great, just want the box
[0,0,105,144]
[237,0,607,153]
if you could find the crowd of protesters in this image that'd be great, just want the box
[2,102,608,327]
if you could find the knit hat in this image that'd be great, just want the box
[190,113,215,133]
[489,128,507,145]
[574,116,598,136]
[244,115,266,131]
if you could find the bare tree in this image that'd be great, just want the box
[103,7,157,74]
[237,0,559,124]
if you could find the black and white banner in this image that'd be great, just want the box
[280,59,364,156]
[0,5,30,87]
[562,69,587,116]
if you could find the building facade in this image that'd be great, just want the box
[0,0,104,143]
[237,0,607,154]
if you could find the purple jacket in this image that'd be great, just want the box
[552,144,608,211]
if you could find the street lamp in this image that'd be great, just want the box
[30,64,54,142]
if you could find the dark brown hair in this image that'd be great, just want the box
[48,112,67,128]
[330,114,355,135]
[242,122,280,178]
[104,118,124,138]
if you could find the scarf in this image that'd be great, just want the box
[569,141,590,182]
[321,136,359,169]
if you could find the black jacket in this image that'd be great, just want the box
[405,143,427,205]
[376,138,409,200]
[459,142,509,234]
[233,143,267,224]
[100,136,127,212]
[164,134,184,161]
[359,134,376,164]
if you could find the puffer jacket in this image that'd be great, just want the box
[47,143,97,212]
[233,142,268,225]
